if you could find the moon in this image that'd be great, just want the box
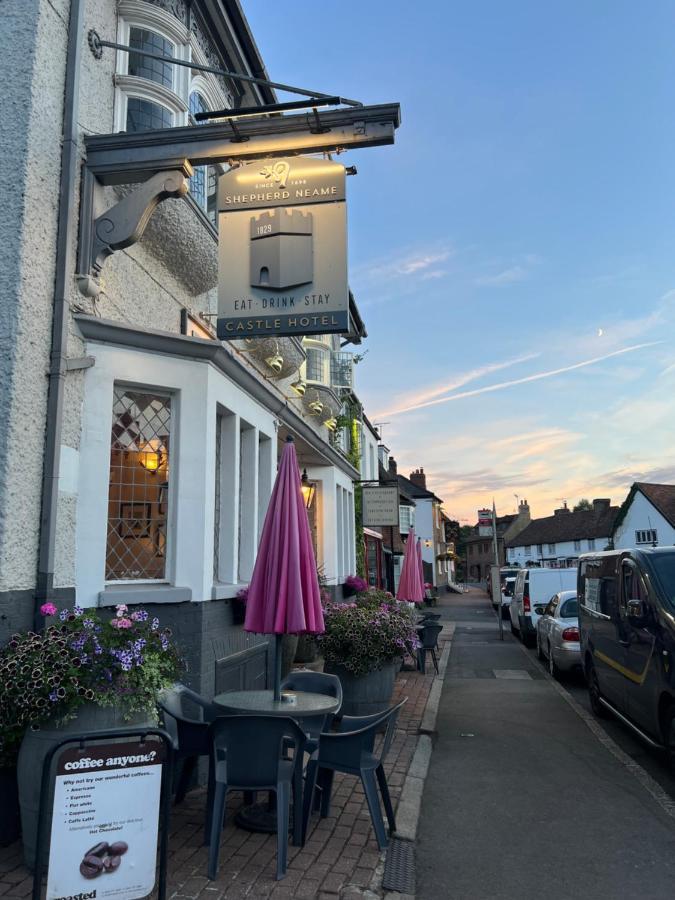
[597,328,604,337]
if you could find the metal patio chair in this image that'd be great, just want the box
[281,670,343,749]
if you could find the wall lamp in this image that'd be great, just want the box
[290,378,307,397]
[265,354,284,373]
[308,400,324,415]
[300,469,316,509]
[139,442,163,473]
[323,417,338,431]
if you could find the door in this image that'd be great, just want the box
[622,562,660,735]
[588,572,627,708]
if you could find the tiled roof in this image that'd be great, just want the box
[635,483,675,527]
[505,503,618,547]
[396,473,443,504]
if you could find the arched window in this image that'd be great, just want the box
[188,89,220,228]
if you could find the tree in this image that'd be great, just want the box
[573,498,592,512]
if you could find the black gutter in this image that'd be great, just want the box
[35,0,85,623]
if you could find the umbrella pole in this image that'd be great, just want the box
[273,633,282,702]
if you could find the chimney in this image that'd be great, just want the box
[554,501,571,516]
[389,456,398,476]
[409,467,427,490]
[518,499,531,522]
[593,498,611,512]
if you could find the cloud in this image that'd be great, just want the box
[385,342,663,417]
[353,243,454,285]
[660,361,675,377]
[376,352,540,418]
[475,265,527,287]
[421,269,446,280]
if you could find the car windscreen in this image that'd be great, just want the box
[503,579,516,596]
[646,554,675,611]
[559,598,578,618]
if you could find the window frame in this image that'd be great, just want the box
[105,385,175,586]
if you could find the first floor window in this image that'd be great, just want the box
[635,529,658,545]
[106,388,172,581]
[128,27,174,88]
[587,538,596,550]
[126,97,173,132]
[574,539,581,551]
[548,543,556,554]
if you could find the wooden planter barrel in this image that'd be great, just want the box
[324,661,397,717]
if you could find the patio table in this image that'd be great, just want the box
[213,689,340,833]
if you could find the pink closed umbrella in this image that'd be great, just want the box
[396,528,424,603]
[245,435,324,700]
[416,537,426,598]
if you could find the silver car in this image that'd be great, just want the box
[535,590,581,678]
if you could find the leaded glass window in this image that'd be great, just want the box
[306,348,328,384]
[126,98,173,133]
[128,27,173,88]
[189,92,208,209]
[106,389,172,581]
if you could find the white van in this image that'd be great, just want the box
[509,568,577,645]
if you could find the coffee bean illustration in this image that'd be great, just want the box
[109,841,128,856]
[102,855,121,873]
[84,841,109,858]
[79,855,104,879]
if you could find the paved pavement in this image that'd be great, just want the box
[417,586,675,900]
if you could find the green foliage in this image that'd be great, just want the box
[0,605,183,767]
[573,499,592,511]
[318,596,420,677]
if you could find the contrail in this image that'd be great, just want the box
[377,352,540,416]
[388,342,663,416]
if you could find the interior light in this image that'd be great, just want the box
[300,469,316,509]
[139,442,162,473]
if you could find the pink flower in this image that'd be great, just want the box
[111,617,133,629]
[40,603,58,616]
[115,604,129,618]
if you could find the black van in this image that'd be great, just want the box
[578,548,675,762]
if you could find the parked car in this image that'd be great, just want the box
[535,590,580,678]
[491,568,521,610]
[509,567,577,646]
[501,575,518,612]
[578,548,675,763]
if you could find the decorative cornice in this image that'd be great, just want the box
[73,315,358,479]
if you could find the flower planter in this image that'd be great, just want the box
[18,703,153,870]
[0,768,20,847]
[294,634,318,664]
[324,661,397,717]
[341,584,357,599]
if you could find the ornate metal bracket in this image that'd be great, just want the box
[88,163,192,281]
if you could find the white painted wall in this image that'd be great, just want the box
[506,536,611,567]
[306,464,356,584]
[360,425,379,482]
[414,498,435,583]
[613,490,675,549]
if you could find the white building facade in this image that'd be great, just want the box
[612,483,675,549]
[0,0,362,697]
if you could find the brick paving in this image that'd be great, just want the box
[0,631,448,900]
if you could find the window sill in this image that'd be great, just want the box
[211,583,248,601]
[99,585,192,606]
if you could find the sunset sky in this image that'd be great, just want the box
[245,0,675,523]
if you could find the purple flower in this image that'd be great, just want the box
[49,691,59,702]
[40,603,58,617]
[130,609,148,622]
[82,618,94,630]
[73,606,83,617]
[151,617,160,631]
[59,610,69,621]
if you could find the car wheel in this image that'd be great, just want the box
[548,643,559,679]
[587,664,606,718]
[536,632,545,661]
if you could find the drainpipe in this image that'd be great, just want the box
[35,0,85,624]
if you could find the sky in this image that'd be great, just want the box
[243,0,675,524]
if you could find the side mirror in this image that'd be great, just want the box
[533,605,546,616]
[627,599,646,625]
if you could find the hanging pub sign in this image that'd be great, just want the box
[45,740,164,900]
[217,157,349,340]
[362,485,400,527]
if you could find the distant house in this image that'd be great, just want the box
[612,483,675,549]
[396,468,448,589]
[505,500,618,568]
